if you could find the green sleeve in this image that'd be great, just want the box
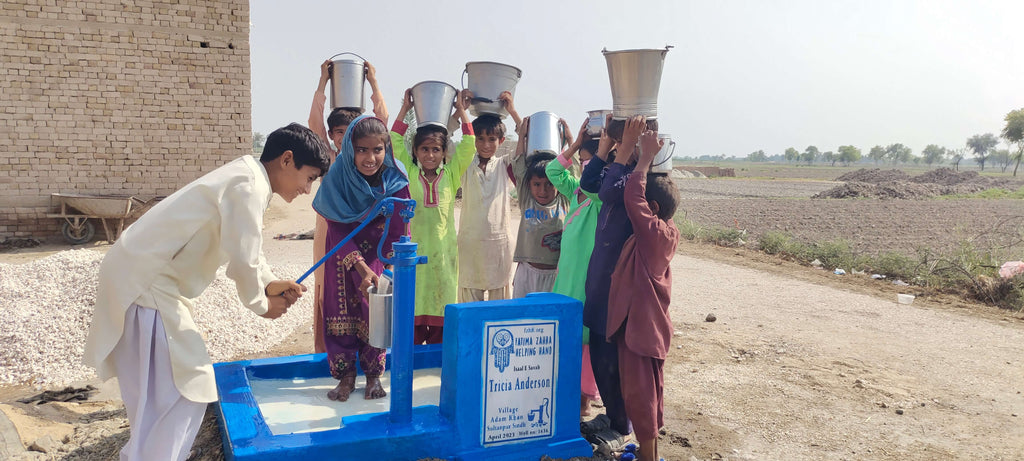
[451,135,476,188]
[545,156,579,199]
[391,130,414,171]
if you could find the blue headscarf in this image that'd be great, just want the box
[313,115,409,223]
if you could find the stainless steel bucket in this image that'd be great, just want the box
[526,111,563,157]
[411,80,457,130]
[463,61,522,119]
[651,133,676,173]
[367,274,393,349]
[586,109,612,136]
[329,52,367,111]
[603,46,671,119]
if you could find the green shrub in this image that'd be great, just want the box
[865,251,923,282]
[673,217,746,247]
[758,231,800,257]
[803,239,858,271]
[674,216,704,241]
[705,227,747,247]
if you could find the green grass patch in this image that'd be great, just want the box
[939,186,1024,199]
[674,217,747,247]
[692,225,1024,311]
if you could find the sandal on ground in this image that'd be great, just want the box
[586,427,627,457]
[580,413,611,435]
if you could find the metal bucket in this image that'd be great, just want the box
[603,46,671,119]
[329,52,367,111]
[586,109,612,136]
[411,81,458,130]
[463,61,522,119]
[526,111,563,157]
[651,133,676,174]
[367,274,393,349]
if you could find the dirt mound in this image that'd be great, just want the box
[821,167,1021,199]
[812,181,936,199]
[834,168,910,184]
[908,167,980,186]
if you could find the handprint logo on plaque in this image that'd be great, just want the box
[491,328,514,372]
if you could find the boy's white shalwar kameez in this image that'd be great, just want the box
[84,155,279,460]
[457,153,516,301]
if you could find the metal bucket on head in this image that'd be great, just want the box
[651,133,676,174]
[603,46,671,119]
[411,81,457,130]
[367,272,393,349]
[586,109,612,136]
[463,61,522,119]
[526,111,563,158]
[329,52,367,111]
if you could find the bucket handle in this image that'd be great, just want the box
[652,140,677,168]
[460,68,496,103]
[328,51,367,62]
[326,52,367,80]
[558,120,569,149]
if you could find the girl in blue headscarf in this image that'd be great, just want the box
[312,115,410,402]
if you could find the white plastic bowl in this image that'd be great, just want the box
[896,294,915,305]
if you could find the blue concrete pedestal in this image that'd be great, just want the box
[213,293,592,460]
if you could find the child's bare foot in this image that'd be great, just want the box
[328,375,356,402]
[364,376,387,400]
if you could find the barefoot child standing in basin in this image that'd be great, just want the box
[312,115,411,402]
[308,58,389,354]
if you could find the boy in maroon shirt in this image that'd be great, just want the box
[607,127,680,461]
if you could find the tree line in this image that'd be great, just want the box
[719,108,1024,176]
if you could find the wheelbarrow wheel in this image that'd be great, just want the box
[61,220,95,245]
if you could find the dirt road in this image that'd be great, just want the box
[2,190,1023,460]
[660,243,1024,460]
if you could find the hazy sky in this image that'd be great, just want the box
[250,0,1024,158]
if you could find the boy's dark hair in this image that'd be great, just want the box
[261,123,331,176]
[580,138,600,157]
[606,118,659,143]
[348,117,389,146]
[645,173,679,220]
[411,125,449,165]
[525,152,556,183]
[471,114,505,138]
[327,107,361,131]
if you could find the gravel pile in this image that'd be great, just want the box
[0,249,313,387]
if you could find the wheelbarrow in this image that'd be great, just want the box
[47,193,164,244]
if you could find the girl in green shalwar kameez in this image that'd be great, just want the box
[546,120,610,416]
[391,88,476,344]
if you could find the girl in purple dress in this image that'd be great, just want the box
[312,115,410,401]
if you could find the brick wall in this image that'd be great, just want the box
[0,0,250,240]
